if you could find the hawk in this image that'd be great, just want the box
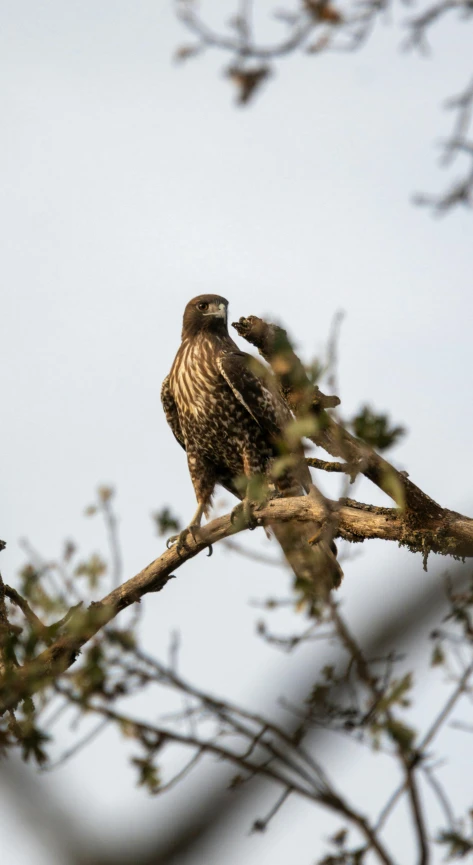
[161,295,342,597]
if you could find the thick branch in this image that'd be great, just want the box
[233,315,444,521]
[1,492,473,715]
[0,508,254,714]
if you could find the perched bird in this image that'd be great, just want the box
[161,295,342,598]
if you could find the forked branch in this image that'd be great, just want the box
[1,488,473,714]
[233,314,446,522]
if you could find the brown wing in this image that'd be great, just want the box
[218,352,341,593]
[161,375,185,450]
[217,351,291,443]
[161,373,245,500]
[218,351,312,491]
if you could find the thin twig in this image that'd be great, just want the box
[44,718,108,771]
[222,538,283,566]
[422,764,456,830]
[57,687,396,865]
[4,585,48,637]
[419,662,473,751]
[152,748,203,796]
[251,785,293,832]
[102,496,123,589]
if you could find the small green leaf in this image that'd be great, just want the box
[132,757,161,794]
[284,415,319,446]
[305,358,325,385]
[330,828,348,847]
[350,405,405,452]
[152,507,181,536]
[18,722,50,766]
[377,673,413,712]
[385,719,416,753]
[437,829,473,858]
[431,644,445,667]
[63,540,77,561]
[74,553,107,589]
[106,628,136,651]
[323,665,335,681]
[307,684,330,706]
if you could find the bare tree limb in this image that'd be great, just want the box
[1,487,473,715]
[232,314,447,522]
[57,688,397,865]
[4,585,49,639]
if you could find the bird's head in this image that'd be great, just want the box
[182,294,229,338]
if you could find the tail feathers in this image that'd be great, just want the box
[269,520,343,602]
[269,458,342,598]
[222,472,343,600]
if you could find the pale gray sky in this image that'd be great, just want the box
[1,2,472,863]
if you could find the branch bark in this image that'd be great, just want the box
[232,314,445,522]
[1,490,473,715]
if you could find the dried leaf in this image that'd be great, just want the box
[97,485,114,503]
[226,65,271,105]
[174,43,202,63]
[304,0,343,24]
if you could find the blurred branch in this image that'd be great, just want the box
[50,561,473,865]
[221,538,283,566]
[175,0,317,61]
[404,1,473,54]
[4,585,49,640]
[375,659,473,832]
[99,487,123,589]
[414,77,473,213]
[173,1,473,213]
[0,572,14,674]
[58,686,395,864]
[72,562,473,865]
[232,314,447,521]
[1,553,470,865]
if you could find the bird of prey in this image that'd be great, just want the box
[161,295,342,598]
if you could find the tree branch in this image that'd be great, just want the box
[4,585,49,639]
[1,490,473,715]
[232,314,446,522]
[57,690,396,865]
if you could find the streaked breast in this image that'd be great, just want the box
[170,336,221,417]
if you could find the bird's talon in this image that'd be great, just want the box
[188,524,202,544]
[245,501,260,531]
[230,504,243,526]
[166,525,201,555]
[231,500,259,531]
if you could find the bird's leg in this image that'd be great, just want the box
[230,458,268,531]
[230,497,261,531]
[166,503,206,553]
[167,452,216,554]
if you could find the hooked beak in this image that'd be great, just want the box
[203,303,227,321]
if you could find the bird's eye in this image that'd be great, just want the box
[197,302,209,311]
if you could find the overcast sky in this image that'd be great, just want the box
[1,2,472,863]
